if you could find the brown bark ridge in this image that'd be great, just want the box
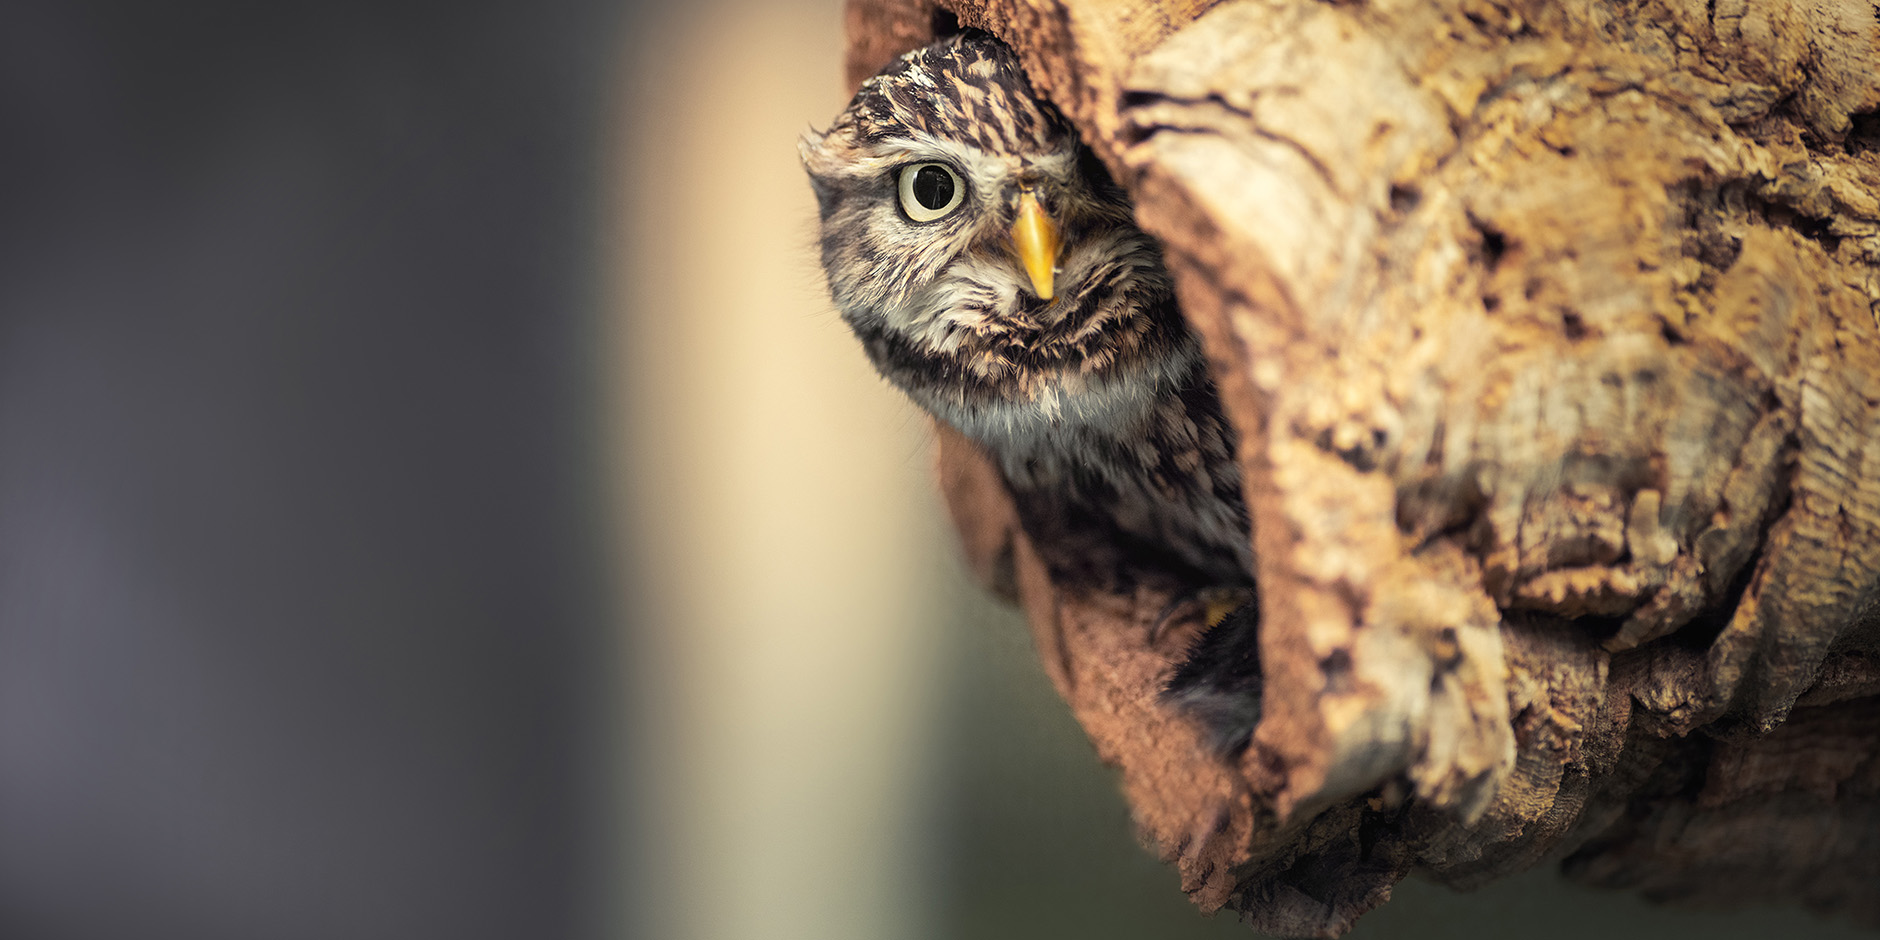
[843,0,1880,935]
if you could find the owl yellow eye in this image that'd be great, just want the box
[897,162,965,222]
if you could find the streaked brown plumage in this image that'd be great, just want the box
[801,32,1260,745]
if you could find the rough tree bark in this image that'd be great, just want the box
[841,0,1880,935]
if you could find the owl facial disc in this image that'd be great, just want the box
[800,29,1195,446]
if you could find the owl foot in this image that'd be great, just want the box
[1148,584,1255,647]
[1161,597,1263,757]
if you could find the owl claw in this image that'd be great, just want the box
[1160,594,1265,757]
[1147,585,1256,647]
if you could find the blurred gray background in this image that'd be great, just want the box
[1,1,1868,939]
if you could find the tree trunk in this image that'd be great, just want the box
[842,0,1880,935]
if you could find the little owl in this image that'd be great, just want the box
[801,30,1261,752]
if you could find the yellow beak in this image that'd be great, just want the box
[1011,188,1060,301]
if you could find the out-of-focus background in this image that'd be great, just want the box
[3,1,1872,939]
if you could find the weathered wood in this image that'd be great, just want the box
[846,0,1880,934]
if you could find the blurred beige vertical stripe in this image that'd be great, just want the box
[609,3,946,940]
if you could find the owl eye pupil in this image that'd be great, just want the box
[898,162,964,222]
[911,165,954,210]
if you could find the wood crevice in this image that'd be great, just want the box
[845,0,1880,934]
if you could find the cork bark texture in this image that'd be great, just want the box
[844,0,1880,935]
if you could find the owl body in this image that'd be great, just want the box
[801,31,1251,591]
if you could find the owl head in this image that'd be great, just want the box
[800,31,1188,448]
